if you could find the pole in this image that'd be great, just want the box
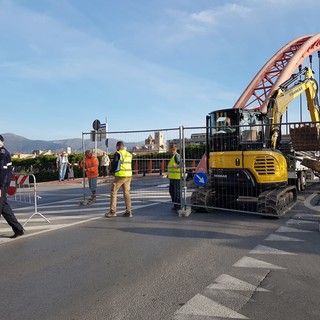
[105,116,109,155]
[180,126,187,211]
[94,130,98,157]
[82,132,86,202]
[299,65,302,122]
[318,51,320,102]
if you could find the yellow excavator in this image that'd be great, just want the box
[191,67,320,216]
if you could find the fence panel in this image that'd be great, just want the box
[82,128,183,208]
[8,173,50,226]
[185,121,320,217]
[80,120,320,217]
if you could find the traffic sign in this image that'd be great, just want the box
[194,172,208,187]
[92,119,101,131]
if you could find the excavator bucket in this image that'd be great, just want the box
[290,125,320,151]
[300,158,320,173]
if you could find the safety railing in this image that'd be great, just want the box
[8,173,50,226]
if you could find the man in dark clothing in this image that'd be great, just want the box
[0,135,24,238]
[167,143,181,212]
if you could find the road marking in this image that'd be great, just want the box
[174,293,248,319]
[304,193,320,212]
[276,226,311,233]
[250,245,296,255]
[11,214,102,222]
[0,202,158,244]
[265,234,304,241]
[293,213,320,219]
[286,218,317,225]
[0,216,102,244]
[207,274,269,292]
[233,256,285,269]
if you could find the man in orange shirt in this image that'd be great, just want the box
[80,150,99,204]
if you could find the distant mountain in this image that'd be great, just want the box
[1,133,119,154]
[1,133,144,154]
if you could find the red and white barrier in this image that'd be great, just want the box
[7,175,17,196]
[7,173,50,226]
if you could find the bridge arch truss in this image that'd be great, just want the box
[233,33,320,113]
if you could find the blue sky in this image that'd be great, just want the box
[1,0,320,140]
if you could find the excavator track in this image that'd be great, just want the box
[257,185,297,216]
[191,185,297,217]
[191,188,216,213]
[191,188,238,213]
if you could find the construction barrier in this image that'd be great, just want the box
[8,173,50,227]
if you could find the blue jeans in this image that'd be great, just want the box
[88,177,97,193]
[59,163,67,180]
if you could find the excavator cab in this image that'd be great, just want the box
[208,108,264,152]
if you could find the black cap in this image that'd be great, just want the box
[0,135,3,142]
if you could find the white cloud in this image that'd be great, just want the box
[0,1,235,102]
[2,0,320,140]
[158,3,252,45]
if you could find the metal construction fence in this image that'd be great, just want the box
[78,120,320,216]
[8,173,50,226]
[81,127,204,215]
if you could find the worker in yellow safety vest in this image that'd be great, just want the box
[168,143,181,212]
[105,141,133,218]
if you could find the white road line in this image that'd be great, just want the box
[0,216,102,244]
[265,234,304,241]
[276,226,311,233]
[293,213,320,219]
[23,207,106,214]
[0,202,158,245]
[174,293,248,319]
[1,215,98,224]
[304,193,320,212]
[250,245,296,255]
[286,218,318,225]
[233,256,285,269]
[207,274,269,292]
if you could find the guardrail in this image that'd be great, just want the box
[8,173,50,226]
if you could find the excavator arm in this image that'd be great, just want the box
[267,67,320,148]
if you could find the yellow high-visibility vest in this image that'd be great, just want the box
[115,149,132,177]
[167,154,180,179]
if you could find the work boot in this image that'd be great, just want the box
[122,211,132,218]
[105,211,117,218]
[90,191,96,202]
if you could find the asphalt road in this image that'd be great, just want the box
[0,179,319,320]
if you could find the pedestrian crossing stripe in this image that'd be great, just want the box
[233,256,285,269]
[207,274,269,292]
[174,293,248,319]
[250,245,296,255]
[265,234,304,241]
[276,226,311,233]
[286,218,317,225]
